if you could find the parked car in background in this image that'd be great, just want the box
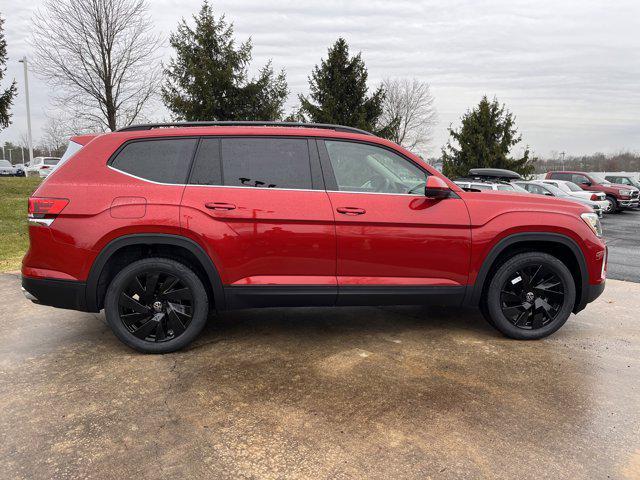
[21,122,606,353]
[539,179,610,213]
[26,157,61,178]
[454,179,529,193]
[515,181,604,217]
[13,163,27,177]
[604,174,640,192]
[0,159,18,176]
[545,171,639,212]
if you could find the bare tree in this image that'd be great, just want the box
[31,0,162,131]
[380,78,437,151]
[39,115,71,156]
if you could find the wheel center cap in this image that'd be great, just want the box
[152,301,163,312]
[525,292,535,302]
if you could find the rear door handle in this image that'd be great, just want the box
[336,207,366,216]
[205,202,236,211]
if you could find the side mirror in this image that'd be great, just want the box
[425,176,451,199]
[581,181,591,186]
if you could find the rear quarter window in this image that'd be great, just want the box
[111,138,198,184]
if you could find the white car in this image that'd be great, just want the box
[0,159,18,176]
[454,180,530,193]
[538,179,610,213]
[25,157,61,178]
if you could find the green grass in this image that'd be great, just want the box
[0,177,42,272]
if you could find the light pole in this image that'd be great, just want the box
[560,151,566,170]
[18,56,34,165]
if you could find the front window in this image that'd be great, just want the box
[324,140,427,194]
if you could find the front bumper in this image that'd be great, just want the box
[619,199,639,208]
[21,276,88,311]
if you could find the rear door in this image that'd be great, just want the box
[180,136,337,308]
[319,139,471,305]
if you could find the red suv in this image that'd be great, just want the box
[545,171,640,212]
[22,122,607,353]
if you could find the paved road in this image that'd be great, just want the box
[1,273,639,479]
[602,208,640,283]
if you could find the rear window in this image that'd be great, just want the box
[550,172,571,181]
[220,138,312,189]
[111,138,198,184]
[44,158,60,165]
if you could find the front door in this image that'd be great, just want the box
[319,139,471,305]
[180,136,337,308]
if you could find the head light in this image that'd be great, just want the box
[581,212,602,237]
[620,189,631,196]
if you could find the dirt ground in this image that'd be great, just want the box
[1,273,639,479]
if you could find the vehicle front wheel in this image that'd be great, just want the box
[104,258,209,353]
[605,195,619,213]
[484,252,576,340]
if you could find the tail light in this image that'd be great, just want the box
[28,197,69,226]
[590,194,598,201]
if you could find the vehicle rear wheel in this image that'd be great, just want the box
[104,258,209,353]
[484,252,576,339]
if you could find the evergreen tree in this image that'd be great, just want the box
[0,14,17,131]
[442,96,535,178]
[299,38,391,135]
[162,1,288,121]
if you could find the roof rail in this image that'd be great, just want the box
[116,121,373,136]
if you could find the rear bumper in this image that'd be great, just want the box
[21,276,89,311]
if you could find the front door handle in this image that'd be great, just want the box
[205,202,236,211]
[336,207,366,216]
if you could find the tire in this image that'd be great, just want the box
[605,195,619,213]
[484,252,576,340]
[104,258,209,353]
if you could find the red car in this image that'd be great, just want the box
[545,171,640,212]
[22,122,607,353]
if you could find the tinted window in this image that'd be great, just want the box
[550,172,571,181]
[112,138,197,183]
[44,158,60,165]
[189,138,222,185]
[324,140,426,194]
[221,138,312,189]
[571,174,589,185]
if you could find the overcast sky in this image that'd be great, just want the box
[1,0,639,158]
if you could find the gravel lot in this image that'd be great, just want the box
[602,208,640,283]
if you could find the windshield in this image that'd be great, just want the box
[590,174,611,185]
[562,181,582,192]
[538,183,566,196]
[44,158,60,166]
[52,141,83,171]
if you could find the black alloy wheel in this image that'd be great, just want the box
[105,258,209,353]
[483,252,576,340]
[499,264,564,330]
[118,271,193,343]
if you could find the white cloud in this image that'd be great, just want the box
[1,0,639,156]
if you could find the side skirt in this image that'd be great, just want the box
[224,285,466,310]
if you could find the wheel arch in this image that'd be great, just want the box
[85,234,225,312]
[465,232,589,313]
